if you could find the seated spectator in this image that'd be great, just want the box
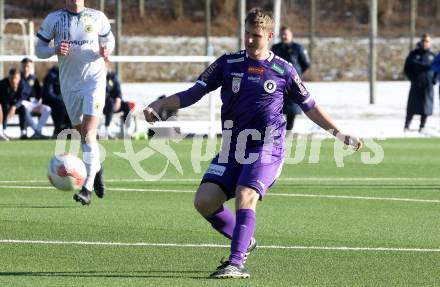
[0,68,28,140]
[20,57,51,139]
[102,60,135,139]
[42,65,71,138]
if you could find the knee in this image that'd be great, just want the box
[236,187,260,210]
[194,192,222,217]
[193,194,212,216]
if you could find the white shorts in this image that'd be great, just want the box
[62,85,105,126]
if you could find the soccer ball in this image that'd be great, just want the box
[48,153,87,191]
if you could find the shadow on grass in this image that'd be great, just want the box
[0,270,210,280]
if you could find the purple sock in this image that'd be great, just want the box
[229,209,256,266]
[205,205,236,240]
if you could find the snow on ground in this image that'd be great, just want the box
[5,81,440,139]
[122,81,440,138]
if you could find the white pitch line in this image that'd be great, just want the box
[0,185,438,204]
[1,177,440,184]
[1,239,439,253]
[272,193,440,203]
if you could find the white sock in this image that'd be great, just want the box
[82,142,101,191]
[0,126,3,133]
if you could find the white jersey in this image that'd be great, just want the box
[37,8,113,94]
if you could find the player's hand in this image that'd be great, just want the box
[55,41,70,56]
[100,46,110,58]
[343,134,363,151]
[143,101,162,123]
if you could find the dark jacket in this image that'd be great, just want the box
[21,74,41,101]
[0,77,29,108]
[404,44,436,115]
[42,67,62,105]
[272,42,311,115]
[106,71,122,102]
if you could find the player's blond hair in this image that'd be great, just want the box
[245,8,274,32]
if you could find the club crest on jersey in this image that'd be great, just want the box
[264,80,277,94]
[80,15,94,33]
[232,77,242,93]
[84,25,94,33]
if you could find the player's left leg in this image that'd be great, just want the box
[72,114,102,205]
[73,86,106,205]
[211,147,284,279]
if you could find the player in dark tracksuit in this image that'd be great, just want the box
[272,26,310,132]
[42,66,71,137]
[102,68,132,138]
[0,68,29,140]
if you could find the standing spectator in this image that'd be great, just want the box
[42,66,72,138]
[102,60,134,139]
[0,68,29,140]
[404,33,436,133]
[271,26,310,132]
[20,57,51,139]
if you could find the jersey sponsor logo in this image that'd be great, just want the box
[263,80,277,94]
[206,164,226,176]
[227,57,245,64]
[247,76,260,82]
[200,62,218,83]
[225,51,245,56]
[196,80,207,87]
[294,74,307,96]
[65,39,95,46]
[271,63,285,75]
[232,77,242,93]
[231,72,244,77]
[248,66,264,75]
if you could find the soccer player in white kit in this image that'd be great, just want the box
[36,0,115,205]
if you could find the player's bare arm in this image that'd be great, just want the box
[143,95,180,123]
[305,104,363,151]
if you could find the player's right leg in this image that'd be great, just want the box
[194,182,233,236]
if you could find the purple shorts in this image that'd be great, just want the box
[201,145,284,200]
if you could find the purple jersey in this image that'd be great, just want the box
[179,50,315,148]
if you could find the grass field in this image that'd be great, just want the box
[0,138,439,286]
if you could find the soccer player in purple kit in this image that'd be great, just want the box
[144,8,362,279]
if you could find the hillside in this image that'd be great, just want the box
[8,1,440,37]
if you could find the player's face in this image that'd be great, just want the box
[245,24,273,59]
[9,73,20,91]
[281,29,293,43]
